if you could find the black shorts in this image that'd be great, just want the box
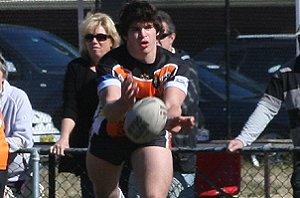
[0,170,8,198]
[88,130,170,165]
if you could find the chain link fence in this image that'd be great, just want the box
[4,141,295,198]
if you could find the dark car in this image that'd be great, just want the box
[195,60,289,140]
[194,34,297,87]
[0,24,80,142]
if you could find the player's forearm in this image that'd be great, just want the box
[102,98,130,122]
[164,87,185,118]
[166,104,182,118]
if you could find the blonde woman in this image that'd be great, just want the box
[50,12,121,197]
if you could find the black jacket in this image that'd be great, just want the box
[59,57,98,175]
[172,48,202,173]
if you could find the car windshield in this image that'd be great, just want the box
[195,61,264,101]
[194,35,296,85]
[0,25,79,74]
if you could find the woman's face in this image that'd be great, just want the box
[85,25,113,64]
[126,22,157,63]
[0,70,4,90]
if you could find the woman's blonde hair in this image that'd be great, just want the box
[80,12,121,60]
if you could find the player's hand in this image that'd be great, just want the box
[121,73,139,107]
[227,139,244,152]
[166,115,195,133]
[50,138,69,156]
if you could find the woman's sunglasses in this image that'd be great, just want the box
[157,32,172,40]
[84,33,111,42]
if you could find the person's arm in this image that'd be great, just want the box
[50,61,79,155]
[164,87,185,118]
[100,74,139,122]
[61,61,80,123]
[5,91,33,153]
[50,118,75,155]
[228,97,280,151]
[164,87,195,133]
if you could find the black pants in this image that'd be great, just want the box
[80,172,94,198]
[0,170,8,198]
[292,151,300,198]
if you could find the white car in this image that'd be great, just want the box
[32,110,60,143]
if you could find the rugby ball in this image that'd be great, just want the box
[124,97,168,144]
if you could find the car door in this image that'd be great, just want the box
[0,24,79,135]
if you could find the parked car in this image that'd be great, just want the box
[194,34,297,87]
[0,24,80,143]
[195,60,290,140]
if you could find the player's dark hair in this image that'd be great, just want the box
[117,0,163,38]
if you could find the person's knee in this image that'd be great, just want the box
[93,186,120,198]
[138,177,170,198]
[142,189,168,198]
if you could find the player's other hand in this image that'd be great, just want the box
[227,139,244,152]
[166,115,195,133]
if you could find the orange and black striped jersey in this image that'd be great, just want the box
[91,45,190,137]
[0,113,8,170]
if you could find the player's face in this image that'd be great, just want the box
[126,22,157,63]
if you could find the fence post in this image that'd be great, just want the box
[31,148,40,198]
[49,154,56,198]
[264,153,271,198]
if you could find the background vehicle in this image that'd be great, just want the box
[194,34,297,87]
[0,24,80,143]
[195,60,290,140]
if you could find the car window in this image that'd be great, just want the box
[196,62,263,101]
[0,26,79,74]
[231,44,295,76]
[194,36,296,85]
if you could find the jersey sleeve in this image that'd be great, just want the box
[96,57,121,94]
[165,59,190,95]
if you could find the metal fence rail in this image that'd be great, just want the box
[8,140,296,198]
